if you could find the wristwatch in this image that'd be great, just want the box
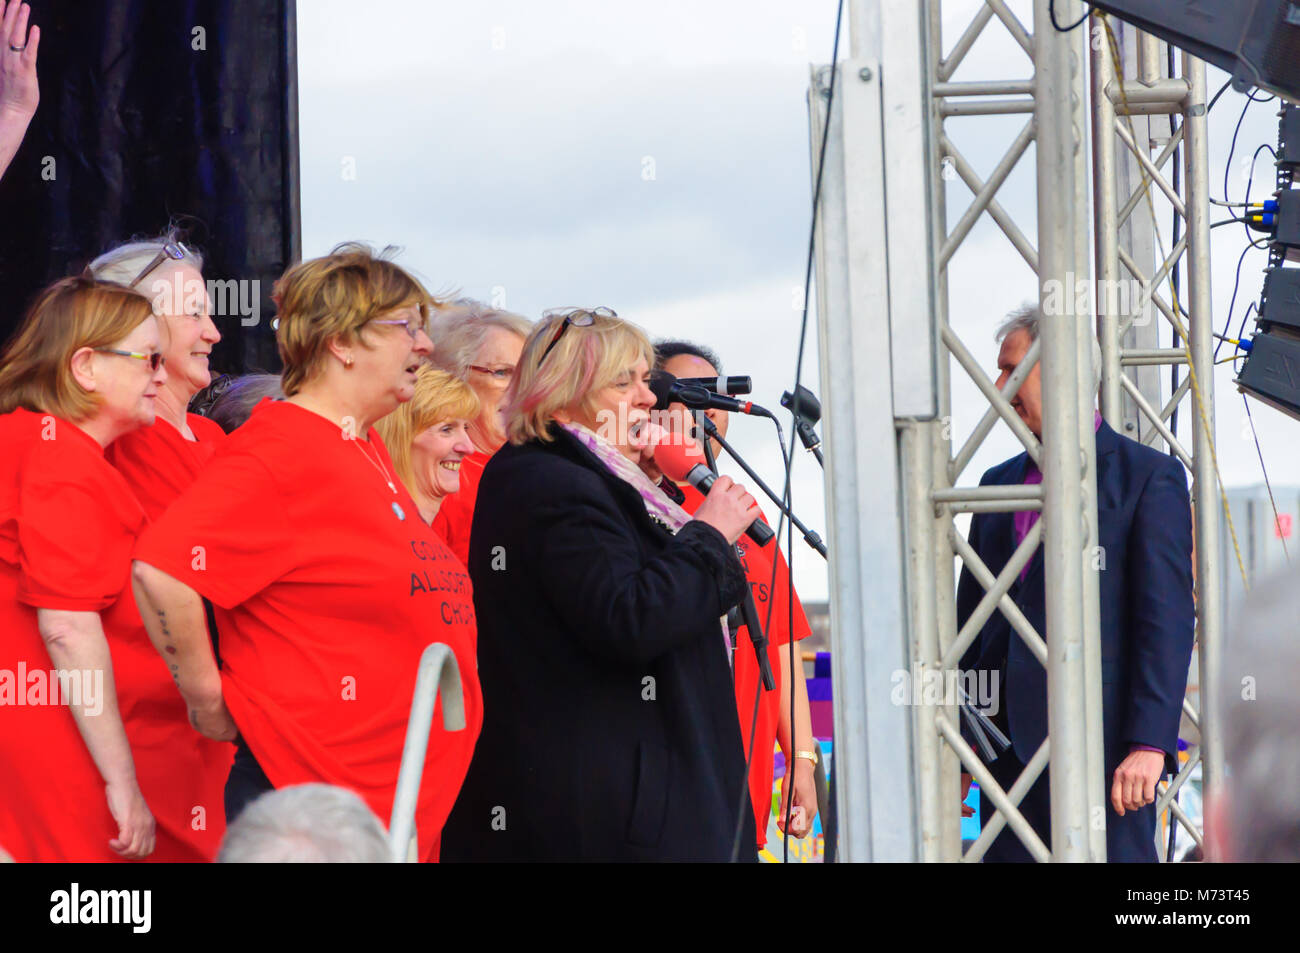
[794,748,819,766]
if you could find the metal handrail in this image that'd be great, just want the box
[388,643,467,863]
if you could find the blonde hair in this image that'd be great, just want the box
[0,276,157,421]
[273,243,438,396]
[504,310,653,445]
[375,366,480,489]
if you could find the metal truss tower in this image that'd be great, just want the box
[811,0,1219,861]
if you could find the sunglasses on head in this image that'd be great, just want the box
[129,240,193,289]
[537,307,616,366]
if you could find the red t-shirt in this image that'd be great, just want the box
[107,413,227,520]
[134,399,483,861]
[430,450,490,568]
[105,411,234,861]
[0,409,154,861]
[678,483,812,847]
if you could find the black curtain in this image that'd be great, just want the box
[0,0,299,375]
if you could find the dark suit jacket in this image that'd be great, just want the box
[957,421,1195,858]
[439,424,754,861]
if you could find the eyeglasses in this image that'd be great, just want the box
[468,364,514,381]
[371,317,428,339]
[129,240,192,289]
[538,307,616,366]
[95,348,166,371]
[370,305,430,340]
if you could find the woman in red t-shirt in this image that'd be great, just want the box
[426,300,531,565]
[91,237,234,861]
[0,276,167,862]
[132,244,482,862]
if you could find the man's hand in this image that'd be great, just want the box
[777,758,818,838]
[1111,748,1165,816]
[961,771,974,817]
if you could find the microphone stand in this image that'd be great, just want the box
[780,385,826,470]
[696,416,828,559]
[695,410,775,693]
[795,419,825,469]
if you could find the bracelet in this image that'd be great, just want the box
[794,749,819,766]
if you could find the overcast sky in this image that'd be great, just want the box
[298,0,1299,602]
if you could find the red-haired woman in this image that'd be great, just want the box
[0,276,166,861]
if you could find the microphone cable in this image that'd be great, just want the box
[697,410,769,864]
[727,0,844,864]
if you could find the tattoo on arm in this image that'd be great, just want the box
[158,610,180,683]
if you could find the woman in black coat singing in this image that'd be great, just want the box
[440,307,760,861]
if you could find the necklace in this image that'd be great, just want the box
[352,436,396,493]
[351,433,407,520]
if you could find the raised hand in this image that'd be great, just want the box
[1,1,39,118]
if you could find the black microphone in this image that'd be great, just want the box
[649,371,773,418]
[675,375,752,396]
[654,440,775,547]
[781,384,823,462]
[780,384,822,424]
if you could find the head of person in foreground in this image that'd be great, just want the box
[217,784,391,863]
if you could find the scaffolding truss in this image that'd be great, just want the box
[812,0,1219,861]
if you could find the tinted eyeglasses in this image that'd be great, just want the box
[129,240,193,289]
[95,348,166,371]
[537,307,616,366]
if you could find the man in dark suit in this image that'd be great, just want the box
[957,305,1195,862]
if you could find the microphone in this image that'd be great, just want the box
[781,384,824,465]
[675,375,752,396]
[654,439,775,547]
[649,371,773,418]
[780,384,822,424]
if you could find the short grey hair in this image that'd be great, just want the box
[217,784,392,863]
[427,298,532,378]
[1218,566,1300,861]
[198,373,285,433]
[995,303,1102,394]
[88,236,205,286]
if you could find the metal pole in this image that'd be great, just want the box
[388,643,467,863]
[902,422,944,861]
[925,0,962,863]
[1110,24,1169,448]
[1093,30,1123,428]
[1181,51,1223,814]
[809,0,918,856]
[1034,0,1097,862]
[1075,11,1108,864]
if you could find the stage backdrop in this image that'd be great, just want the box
[0,0,299,374]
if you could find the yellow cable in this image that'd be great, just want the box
[1099,13,1251,592]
